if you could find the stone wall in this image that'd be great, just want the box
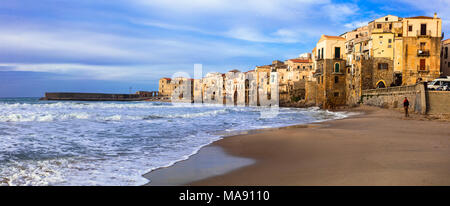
[371,57,395,88]
[361,83,450,114]
[305,80,318,104]
[427,91,450,114]
[43,92,144,101]
[361,83,426,114]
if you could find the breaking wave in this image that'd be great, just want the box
[0,98,353,186]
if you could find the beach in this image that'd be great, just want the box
[145,105,450,186]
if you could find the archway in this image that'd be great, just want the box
[234,90,238,106]
[376,80,386,88]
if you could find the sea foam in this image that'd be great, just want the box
[0,99,351,185]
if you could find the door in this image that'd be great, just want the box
[420,24,427,36]
[420,59,426,70]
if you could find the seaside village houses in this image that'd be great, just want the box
[159,14,447,110]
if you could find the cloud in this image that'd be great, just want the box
[0,0,365,86]
[129,0,360,43]
[344,20,370,30]
[395,0,450,34]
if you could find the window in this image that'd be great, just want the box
[334,63,340,73]
[356,34,359,38]
[297,66,300,69]
[385,17,389,21]
[388,39,392,43]
[408,25,413,32]
[389,23,392,30]
[334,92,339,97]
[388,45,392,48]
[445,47,448,59]
[420,42,426,49]
[379,36,383,38]
[378,63,388,70]
[334,76,339,83]
[448,62,450,67]
[377,24,382,29]
[335,47,341,59]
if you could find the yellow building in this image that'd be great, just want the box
[285,58,313,81]
[158,78,173,97]
[314,35,347,108]
[401,14,443,84]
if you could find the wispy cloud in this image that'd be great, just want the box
[0,0,440,97]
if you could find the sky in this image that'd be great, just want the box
[0,0,449,97]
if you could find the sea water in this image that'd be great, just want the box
[0,98,350,186]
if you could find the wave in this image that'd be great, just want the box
[0,100,354,186]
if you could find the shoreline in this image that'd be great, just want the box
[142,107,363,186]
[144,105,450,186]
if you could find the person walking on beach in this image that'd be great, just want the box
[403,97,410,117]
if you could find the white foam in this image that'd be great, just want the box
[0,100,354,186]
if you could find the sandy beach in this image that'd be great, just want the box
[145,105,450,186]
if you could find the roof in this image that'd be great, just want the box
[442,39,450,45]
[288,58,312,63]
[323,35,346,40]
[405,16,436,19]
[319,35,346,43]
[256,65,271,68]
[228,69,241,73]
[161,77,171,80]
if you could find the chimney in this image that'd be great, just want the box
[434,12,437,18]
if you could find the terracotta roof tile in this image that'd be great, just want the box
[405,16,435,19]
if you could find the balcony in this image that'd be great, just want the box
[314,68,322,76]
[417,49,430,57]
[417,65,430,72]
[416,30,432,37]
[332,54,344,60]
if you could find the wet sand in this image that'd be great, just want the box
[145,105,450,186]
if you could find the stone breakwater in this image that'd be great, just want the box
[40,92,162,101]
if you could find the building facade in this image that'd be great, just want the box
[441,39,450,76]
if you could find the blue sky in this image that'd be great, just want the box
[0,0,449,97]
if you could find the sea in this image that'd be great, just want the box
[0,98,351,186]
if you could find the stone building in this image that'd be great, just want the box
[285,57,314,81]
[224,69,245,106]
[200,72,224,104]
[441,39,450,76]
[171,77,194,103]
[158,78,173,97]
[313,35,347,108]
[401,14,442,84]
[254,65,272,106]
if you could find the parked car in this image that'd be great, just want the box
[428,77,450,91]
